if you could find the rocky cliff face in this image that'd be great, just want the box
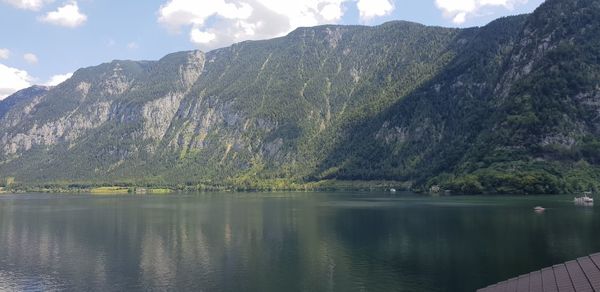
[0,20,465,184]
[0,86,49,120]
[1,0,599,193]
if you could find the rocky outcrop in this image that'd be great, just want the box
[143,93,183,142]
[2,101,112,155]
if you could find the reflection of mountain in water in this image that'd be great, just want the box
[0,194,600,291]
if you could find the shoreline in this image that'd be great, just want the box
[1,179,594,196]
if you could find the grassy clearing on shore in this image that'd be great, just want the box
[90,187,131,194]
[147,188,172,194]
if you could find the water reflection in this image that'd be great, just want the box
[0,194,599,291]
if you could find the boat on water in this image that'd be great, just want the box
[534,206,545,212]
[574,193,594,204]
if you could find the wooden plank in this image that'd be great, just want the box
[495,281,508,292]
[588,253,600,272]
[506,277,519,292]
[517,275,530,292]
[564,260,593,292]
[553,264,575,292]
[477,284,498,292]
[541,267,558,292]
[529,271,543,292]
[576,257,600,290]
[479,253,600,291]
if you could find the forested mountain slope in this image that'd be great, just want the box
[0,86,49,120]
[1,0,599,194]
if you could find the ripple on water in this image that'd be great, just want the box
[0,193,595,291]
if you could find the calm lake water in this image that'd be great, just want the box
[0,192,597,291]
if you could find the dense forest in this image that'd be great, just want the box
[1,0,599,194]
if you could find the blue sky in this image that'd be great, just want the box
[0,0,544,99]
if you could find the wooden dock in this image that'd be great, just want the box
[478,253,600,292]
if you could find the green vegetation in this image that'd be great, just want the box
[90,187,131,194]
[0,0,599,195]
[140,188,173,194]
[1,179,409,193]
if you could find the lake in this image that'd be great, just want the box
[0,192,597,291]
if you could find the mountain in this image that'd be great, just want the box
[1,0,599,194]
[0,86,50,120]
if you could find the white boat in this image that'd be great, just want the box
[534,206,545,212]
[574,195,594,204]
[390,188,397,193]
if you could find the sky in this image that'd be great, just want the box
[0,0,545,99]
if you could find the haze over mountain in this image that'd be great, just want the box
[1,0,599,194]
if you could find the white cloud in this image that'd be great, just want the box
[40,1,87,28]
[158,0,253,31]
[158,0,395,50]
[2,0,52,11]
[44,72,73,86]
[320,3,343,21]
[190,29,216,44]
[0,48,9,60]
[435,0,527,24]
[127,42,139,49]
[23,53,38,64]
[357,0,394,21]
[0,64,33,100]
[453,12,467,24]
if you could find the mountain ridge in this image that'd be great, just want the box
[1,0,599,194]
